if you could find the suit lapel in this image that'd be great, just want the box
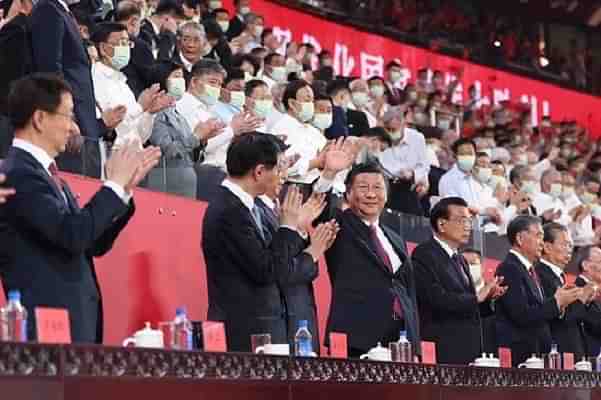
[11,147,66,205]
[510,253,542,303]
[222,188,267,245]
[430,239,471,290]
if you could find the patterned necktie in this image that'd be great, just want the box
[251,205,265,241]
[48,162,64,191]
[451,253,470,286]
[369,225,403,319]
[529,268,543,300]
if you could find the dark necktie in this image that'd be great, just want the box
[451,253,470,286]
[251,205,266,241]
[48,162,65,191]
[560,272,566,286]
[529,268,543,300]
[369,225,403,319]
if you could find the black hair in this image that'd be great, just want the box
[282,80,311,111]
[507,215,541,247]
[90,22,127,45]
[543,222,568,244]
[326,79,350,98]
[344,162,386,192]
[245,79,268,97]
[226,132,281,177]
[451,138,475,155]
[430,197,469,233]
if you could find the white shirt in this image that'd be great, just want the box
[265,107,286,132]
[92,62,155,146]
[364,219,402,273]
[433,235,456,258]
[532,191,570,226]
[179,51,194,72]
[425,146,440,168]
[222,179,254,211]
[564,193,595,246]
[269,113,327,184]
[176,92,235,169]
[378,127,430,184]
[261,74,277,90]
[259,194,276,211]
[510,249,534,271]
[540,258,566,285]
[12,138,130,203]
[439,165,498,209]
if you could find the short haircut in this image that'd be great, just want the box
[231,54,260,75]
[575,245,596,273]
[226,132,281,177]
[460,247,481,257]
[264,52,283,66]
[177,21,205,38]
[261,27,273,44]
[154,0,184,17]
[386,60,402,70]
[509,165,527,185]
[364,127,393,147]
[367,76,384,85]
[282,79,311,111]
[451,138,475,155]
[476,151,490,159]
[190,59,227,79]
[114,1,141,22]
[429,196,469,233]
[210,8,229,17]
[245,79,268,97]
[326,79,350,98]
[8,73,73,130]
[244,12,262,25]
[90,22,127,45]
[543,222,568,244]
[507,215,541,247]
[223,68,245,86]
[313,94,333,105]
[344,162,386,192]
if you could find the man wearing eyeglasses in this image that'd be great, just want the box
[412,196,506,365]
[91,22,173,149]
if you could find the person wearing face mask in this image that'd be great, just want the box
[425,137,441,168]
[531,169,570,226]
[261,28,282,54]
[384,61,404,105]
[138,0,182,61]
[181,0,201,22]
[202,19,234,71]
[244,79,272,131]
[348,79,376,130]
[213,68,246,124]
[92,23,173,149]
[367,76,388,121]
[324,80,350,140]
[240,12,263,53]
[439,139,504,228]
[269,80,327,197]
[147,62,217,198]
[562,174,596,248]
[378,106,429,216]
[261,53,287,89]
[176,59,263,201]
[265,82,287,131]
[226,0,251,40]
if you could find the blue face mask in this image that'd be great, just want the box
[110,45,130,70]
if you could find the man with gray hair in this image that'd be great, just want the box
[176,59,262,201]
[172,21,206,79]
[348,79,377,129]
[574,246,601,357]
[378,105,429,215]
[241,12,264,53]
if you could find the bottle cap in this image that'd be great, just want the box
[298,320,308,328]
[399,330,407,338]
[7,290,20,301]
[175,306,187,316]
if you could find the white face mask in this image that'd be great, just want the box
[209,0,222,9]
[370,85,385,98]
[388,129,402,141]
[562,186,575,199]
[270,66,287,83]
[296,101,315,123]
[217,21,230,33]
[352,91,369,107]
[476,167,492,184]
[239,6,251,15]
[489,175,507,189]
[229,91,245,109]
[522,180,538,195]
[167,77,186,100]
[549,183,563,199]
[311,112,333,131]
[469,263,483,288]
[389,71,402,83]
[515,154,528,166]
[457,155,476,173]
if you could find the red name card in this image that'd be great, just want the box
[35,307,71,344]
[202,321,227,352]
[421,341,436,365]
[563,353,575,370]
[498,347,512,368]
[329,332,348,359]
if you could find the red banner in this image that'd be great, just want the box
[225,0,601,136]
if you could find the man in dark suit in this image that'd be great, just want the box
[347,107,370,137]
[138,0,181,62]
[324,80,350,140]
[202,133,336,352]
[313,144,421,357]
[412,197,505,365]
[535,223,594,360]
[495,216,582,366]
[30,0,104,176]
[0,74,160,343]
[226,0,249,40]
[573,246,601,357]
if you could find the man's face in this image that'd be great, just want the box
[245,84,271,110]
[585,248,601,283]
[221,79,245,102]
[192,73,223,96]
[517,223,544,261]
[179,28,204,62]
[314,99,332,114]
[263,154,287,199]
[35,92,77,157]
[438,205,472,246]
[347,173,387,221]
[126,14,142,37]
[101,30,129,61]
[462,252,481,266]
[543,230,573,268]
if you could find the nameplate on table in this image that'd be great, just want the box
[563,353,574,370]
[201,321,227,352]
[35,307,71,344]
[421,341,436,364]
[329,332,348,359]
[498,347,512,368]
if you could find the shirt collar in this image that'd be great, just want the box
[94,61,127,83]
[510,249,533,271]
[540,259,565,281]
[12,138,55,174]
[580,274,591,283]
[433,235,456,258]
[179,52,194,72]
[222,179,255,211]
[150,18,161,36]
[259,195,276,210]
[181,92,207,111]
[56,0,70,12]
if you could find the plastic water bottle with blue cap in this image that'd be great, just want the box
[294,320,313,357]
[5,290,27,342]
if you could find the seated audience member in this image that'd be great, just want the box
[531,169,570,226]
[313,146,422,358]
[244,79,273,127]
[213,68,246,124]
[172,22,206,79]
[574,246,601,357]
[412,197,504,365]
[139,0,182,60]
[495,216,581,366]
[202,132,335,352]
[378,106,430,216]
[324,79,350,140]
[348,79,376,130]
[91,22,173,147]
[0,73,160,343]
[226,0,250,40]
[261,52,287,89]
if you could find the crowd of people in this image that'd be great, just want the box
[2,0,601,368]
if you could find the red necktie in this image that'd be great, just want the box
[48,162,65,191]
[369,225,403,319]
[529,268,543,300]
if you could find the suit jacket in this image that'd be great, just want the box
[535,262,587,359]
[0,14,32,116]
[575,276,601,357]
[226,15,245,41]
[495,252,560,365]
[0,147,134,343]
[123,37,158,99]
[255,197,320,352]
[325,106,349,140]
[318,194,421,354]
[139,19,176,62]
[202,187,309,352]
[412,238,493,365]
[347,108,370,137]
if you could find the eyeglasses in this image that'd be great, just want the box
[446,217,473,227]
[107,40,134,48]
[354,184,386,194]
[51,111,77,122]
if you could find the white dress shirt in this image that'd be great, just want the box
[269,113,327,184]
[540,259,566,286]
[532,191,570,226]
[563,193,596,246]
[265,107,286,132]
[176,92,235,169]
[222,179,254,211]
[378,127,430,184]
[364,219,402,273]
[12,138,130,203]
[510,249,534,271]
[179,51,194,72]
[92,62,155,146]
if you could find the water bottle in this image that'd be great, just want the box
[5,290,27,342]
[0,306,7,341]
[548,343,561,370]
[294,320,313,357]
[398,330,413,362]
[173,307,193,350]
[596,348,601,372]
